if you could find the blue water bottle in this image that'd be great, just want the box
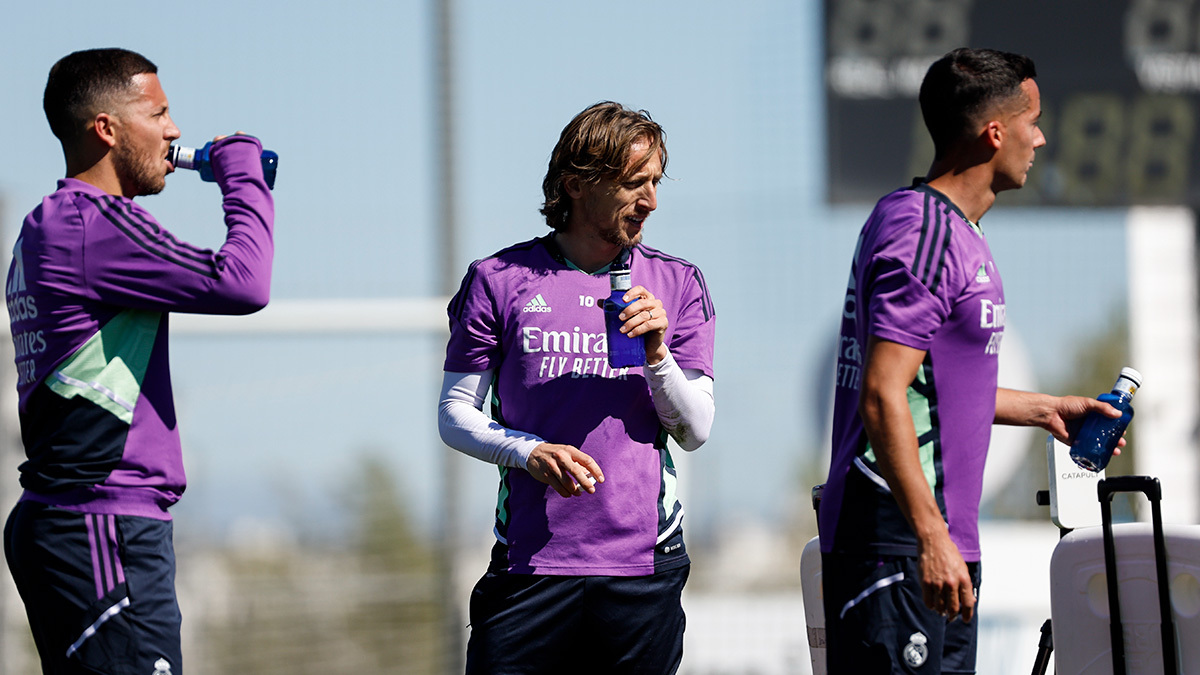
[168,142,278,190]
[1069,367,1142,472]
[604,265,646,368]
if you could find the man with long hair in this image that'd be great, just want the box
[439,101,716,673]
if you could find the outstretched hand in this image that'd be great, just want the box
[1040,395,1125,450]
[996,389,1127,455]
[526,443,605,498]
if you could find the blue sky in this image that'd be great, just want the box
[0,1,1129,541]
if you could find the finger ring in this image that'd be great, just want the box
[645,309,653,320]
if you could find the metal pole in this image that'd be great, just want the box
[435,0,459,297]
[433,0,464,672]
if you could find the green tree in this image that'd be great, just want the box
[345,454,441,672]
[193,453,443,674]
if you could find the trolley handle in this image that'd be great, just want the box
[1096,476,1177,675]
[1097,475,1161,503]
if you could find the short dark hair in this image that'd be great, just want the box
[43,48,158,145]
[540,101,668,231]
[919,48,1037,159]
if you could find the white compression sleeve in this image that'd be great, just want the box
[644,350,715,451]
[437,370,544,468]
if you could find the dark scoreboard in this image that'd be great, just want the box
[826,0,1200,206]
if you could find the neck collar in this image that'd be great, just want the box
[543,234,630,274]
[910,178,980,231]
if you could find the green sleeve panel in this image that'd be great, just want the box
[862,363,938,493]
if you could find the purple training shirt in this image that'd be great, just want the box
[445,236,715,576]
[821,183,1004,562]
[6,135,274,519]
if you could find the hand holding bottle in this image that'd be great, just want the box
[168,132,277,189]
[603,266,668,368]
[1069,367,1142,472]
[604,266,646,368]
[618,285,668,365]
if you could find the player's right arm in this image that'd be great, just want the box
[438,370,603,497]
[859,336,975,623]
[81,134,273,315]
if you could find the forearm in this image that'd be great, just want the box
[645,350,714,451]
[860,388,948,543]
[994,387,1055,426]
[210,135,274,311]
[995,386,1121,446]
[437,371,544,468]
[858,337,948,544]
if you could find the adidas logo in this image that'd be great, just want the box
[7,238,26,295]
[522,294,552,313]
[975,264,990,284]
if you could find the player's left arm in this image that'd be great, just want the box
[994,387,1123,447]
[646,356,714,451]
[620,283,715,450]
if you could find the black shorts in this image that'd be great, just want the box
[465,565,689,675]
[4,500,183,675]
[822,552,982,674]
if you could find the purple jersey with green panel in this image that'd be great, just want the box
[6,135,274,520]
[444,236,715,576]
[820,183,1004,562]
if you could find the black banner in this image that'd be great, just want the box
[826,0,1200,206]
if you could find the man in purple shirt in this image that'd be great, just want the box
[439,102,715,673]
[3,48,273,674]
[820,48,1123,673]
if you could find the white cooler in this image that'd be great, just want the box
[1050,522,1200,674]
[800,535,826,674]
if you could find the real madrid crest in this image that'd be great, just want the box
[902,631,929,668]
